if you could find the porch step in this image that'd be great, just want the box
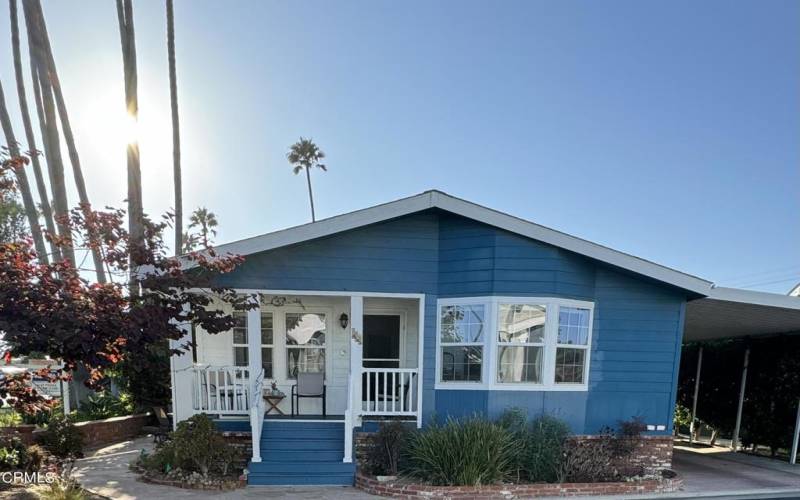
[248,421,354,486]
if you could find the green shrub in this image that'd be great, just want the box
[523,415,570,483]
[0,409,22,427]
[0,435,29,471]
[38,478,85,500]
[364,421,409,476]
[404,416,515,486]
[75,392,134,422]
[497,409,571,483]
[38,414,84,459]
[497,408,528,482]
[141,414,236,477]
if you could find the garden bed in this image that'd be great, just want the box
[355,471,683,499]
[131,463,245,491]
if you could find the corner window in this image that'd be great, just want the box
[497,304,546,384]
[439,304,485,383]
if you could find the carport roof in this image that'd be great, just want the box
[685,287,800,341]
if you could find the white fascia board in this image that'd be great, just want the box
[190,190,714,296]
[708,287,800,311]
[210,192,435,257]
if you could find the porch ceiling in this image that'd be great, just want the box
[684,287,800,341]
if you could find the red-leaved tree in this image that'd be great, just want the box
[0,154,250,413]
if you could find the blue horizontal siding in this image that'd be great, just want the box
[211,209,688,435]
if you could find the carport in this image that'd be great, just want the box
[684,287,800,463]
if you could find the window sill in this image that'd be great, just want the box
[434,382,589,392]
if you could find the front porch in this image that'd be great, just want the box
[170,290,425,482]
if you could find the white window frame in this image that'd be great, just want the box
[283,309,330,381]
[435,296,594,391]
[232,310,274,376]
[435,297,493,389]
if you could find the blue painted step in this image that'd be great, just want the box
[247,421,355,486]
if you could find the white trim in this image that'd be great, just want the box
[416,295,425,428]
[190,191,712,296]
[708,287,800,310]
[434,296,594,392]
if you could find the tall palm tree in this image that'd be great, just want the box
[9,0,57,263]
[166,0,182,255]
[23,0,74,266]
[0,78,48,261]
[116,0,143,287]
[287,138,326,222]
[29,0,106,282]
[188,207,218,249]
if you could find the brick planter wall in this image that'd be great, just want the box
[570,435,674,473]
[73,414,151,449]
[220,432,252,469]
[355,473,683,499]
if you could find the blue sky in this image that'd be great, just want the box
[1,0,798,292]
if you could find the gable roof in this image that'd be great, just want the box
[212,190,714,295]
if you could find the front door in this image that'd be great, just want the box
[363,314,400,368]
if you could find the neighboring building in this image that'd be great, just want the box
[168,190,800,486]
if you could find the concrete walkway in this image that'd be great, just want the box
[72,436,376,500]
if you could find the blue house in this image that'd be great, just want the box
[168,190,797,486]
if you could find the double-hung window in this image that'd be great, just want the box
[232,309,274,378]
[436,297,593,390]
[285,312,326,379]
[438,304,485,383]
[497,304,546,384]
[555,307,590,385]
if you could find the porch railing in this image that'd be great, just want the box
[361,368,419,417]
[192,365,251,415]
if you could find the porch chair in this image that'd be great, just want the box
[291,372,326,417]
[141,406,172,444]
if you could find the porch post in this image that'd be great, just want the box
[689,346,703,444]
[247,298,263,463]
[344,296,364,463]
[731,347,750,451]
[169,311,194,427]
[791,399,800,465]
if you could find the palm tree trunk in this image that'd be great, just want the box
[29,0,106,282]
[116,0,143,289]
[0,79,49,261]
[305,166,315,222]
[23,0,74,267]
[166,0,182,254]
[9,0,58,263]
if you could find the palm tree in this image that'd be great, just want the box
[0,78,48,261]
[188,207,218,249]
[28,0,106,281]
[287,138,326,222]
[166,0,182,256]
[23,0,74,266]
[9,0,57,263]
[116,0,143,288]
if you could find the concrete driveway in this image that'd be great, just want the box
[668,444,800,499]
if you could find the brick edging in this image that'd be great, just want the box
[355,472,683,498]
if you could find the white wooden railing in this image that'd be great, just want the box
[361,368,419,416]
[192,365,251,415]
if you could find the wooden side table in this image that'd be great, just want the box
[263,394,286,415]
